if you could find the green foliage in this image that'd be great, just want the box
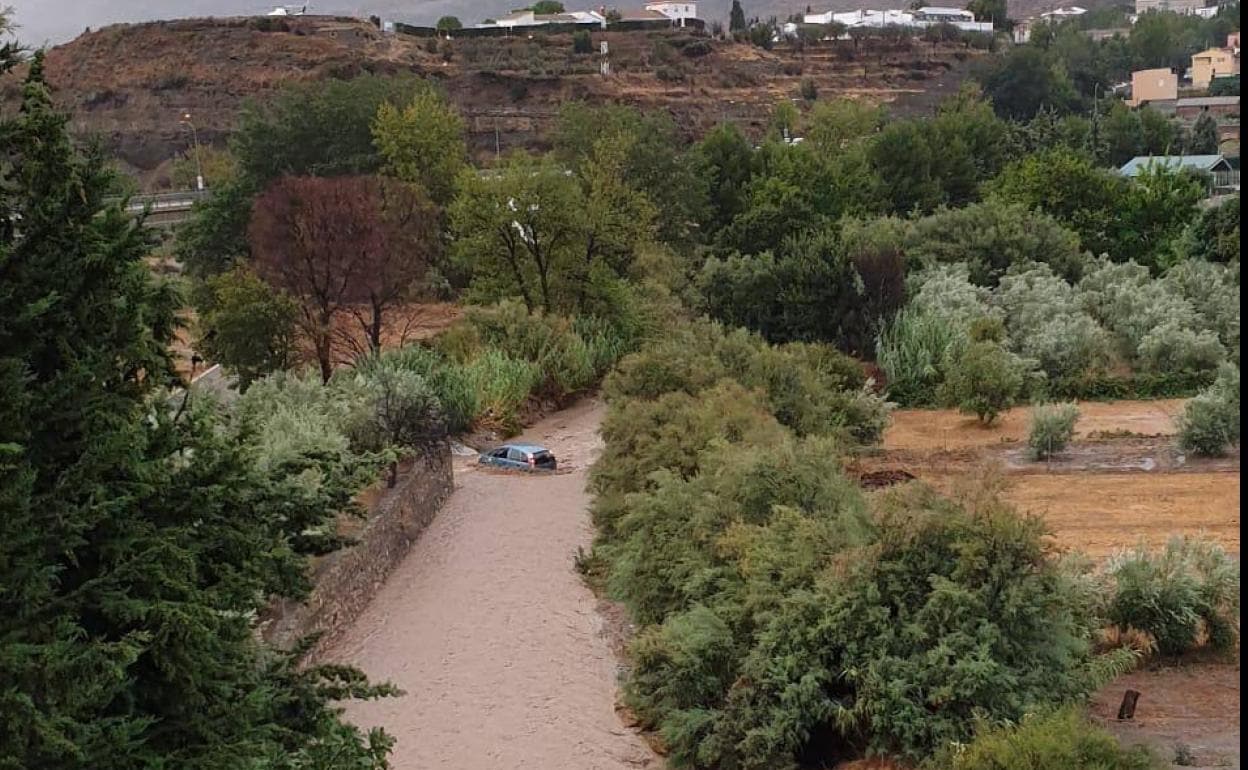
[977,45,1080,120]
[986,148,1126,259]
[194,265,299,390]
[373,344,478,434]
[698,227,906,356]
[1105,536,1240,656]
[529,0,565,12]
[372,86,467,205]
[1177,364,1240,456]
[170,145,238,190]
[1028,402,1080,459]
[799,77,818,101]
[436,15,462,31]
[730,0,747,31]
[876,306,968,406]
[176,74,426,277]
[1208,74,1239,96]
[0,52,394,768]
[552,102,710,246]
[930,707,1160,770]
[894,200,1087,285]
[941,339,1029,424]
[1171,195,1240,264]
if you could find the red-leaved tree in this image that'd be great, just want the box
[248,175,438,382]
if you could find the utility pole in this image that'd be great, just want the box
[495,117,501,161]
[180,112,204,191]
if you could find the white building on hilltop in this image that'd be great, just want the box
[645,1,699,25]
[803,6,991,32]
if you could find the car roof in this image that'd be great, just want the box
[497,443,551,454]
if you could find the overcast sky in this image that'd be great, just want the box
[7,0,474,47]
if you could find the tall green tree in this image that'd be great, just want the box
[372,87,467,206]
[985,147,1126,257]
[0,47,395,769]
[176,75,425,277]
[695,123,758,235]
[193,266,299,390]
[450,154,588,313]
[552,103,710,246]
[1187,112,1220,155]
[730,0,747,31]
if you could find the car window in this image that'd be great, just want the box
[506,448,526,462]
[491,448,508,458]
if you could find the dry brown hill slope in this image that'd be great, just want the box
[7,16,989,187]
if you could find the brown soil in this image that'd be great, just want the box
[1092,662,1242,769]
[323,398,659,769]
[883,399,1188,451]
[862,400,1241,767]
[1004,472,1239,558]
[13,17,989,182]
[866,400,1241,560]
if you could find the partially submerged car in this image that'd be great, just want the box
[478,443,558,472]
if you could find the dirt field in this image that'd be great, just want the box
[884,399,1188,451]
[871,399,1241,768]
[1093,662,1241,769]
[324,399,658,770]
[866,400,1241,559]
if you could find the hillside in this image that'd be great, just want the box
[8,15,989,188]
[16,0,1122,48]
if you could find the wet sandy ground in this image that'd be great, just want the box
[324,398,657,770]
[884,399,1188,451]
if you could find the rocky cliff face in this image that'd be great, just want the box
[8,15,987,188]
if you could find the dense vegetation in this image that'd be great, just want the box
[2,3,1241,765]
[0,49,398,769]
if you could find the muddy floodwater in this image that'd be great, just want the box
[324,398,657,769]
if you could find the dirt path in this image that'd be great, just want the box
[323,398,657,770]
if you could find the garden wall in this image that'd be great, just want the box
[258,447,454,660]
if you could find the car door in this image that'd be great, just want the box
[505,447,528,469]
[485,447,510,467]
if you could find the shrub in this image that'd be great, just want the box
[1105,536,1240,656]
[461,348,542,435]
[370,345,479,434]
[931,707,1159,770]
[1177,364,1240,456]
[876,307,967,406]
[656,65,685,82]
[572,30,592,54]
[682,39,713,57]
[1136,321,1226,375]
[941,340,1027,424]
[1028,402,1080,460]
[800,77,818,100]
[706,484,1103,765]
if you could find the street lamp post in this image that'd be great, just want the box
[180,112,205,191]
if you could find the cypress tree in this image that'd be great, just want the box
[0,39,394,770]
[730,0,747,31]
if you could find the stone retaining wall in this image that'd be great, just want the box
[258,448,454,660]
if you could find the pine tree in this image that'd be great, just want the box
[0,41,395,770]
[1187,112,1220,155]
[730,0,747,31]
